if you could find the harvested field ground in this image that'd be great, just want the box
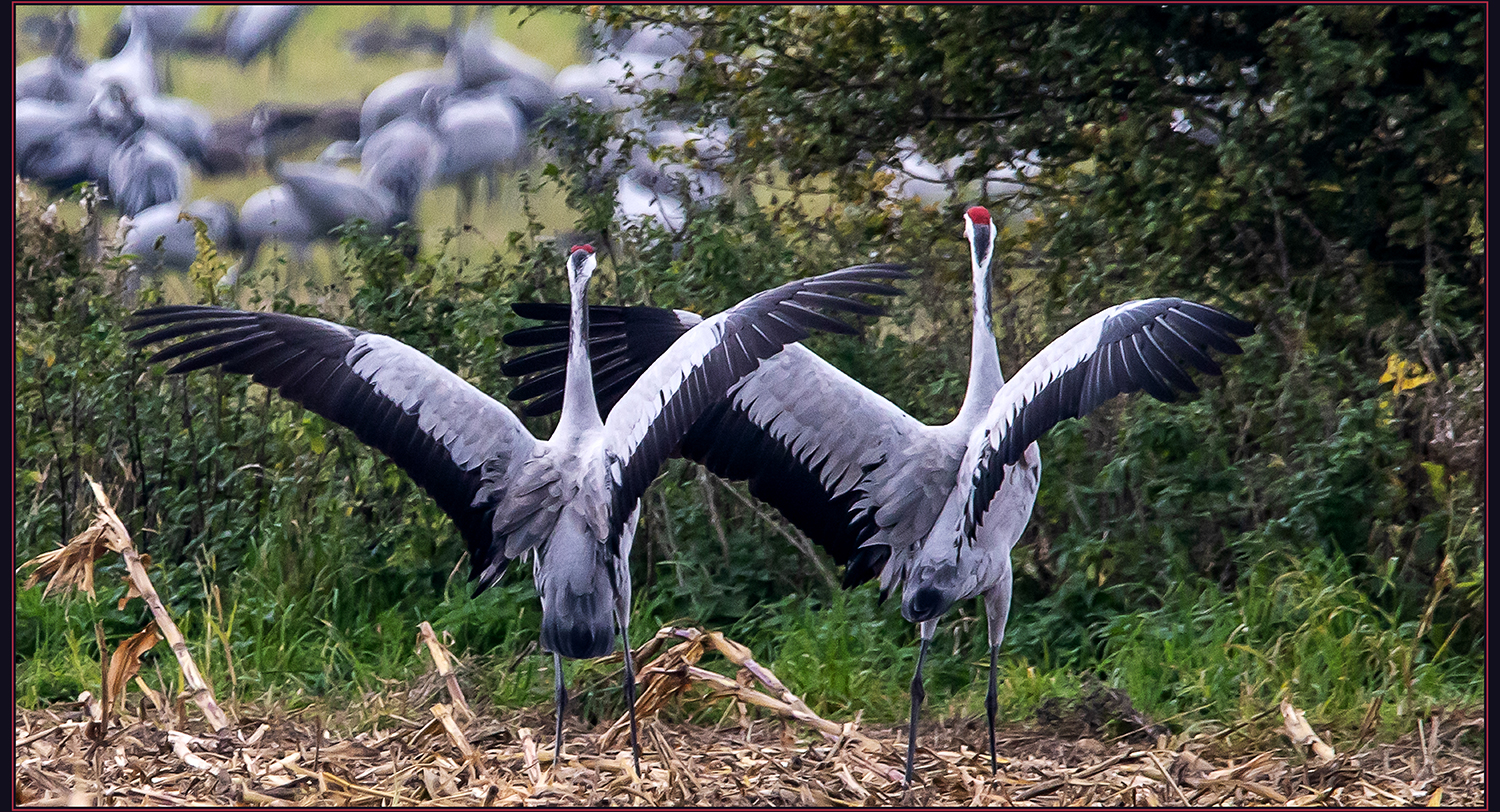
[14,627,1485,807]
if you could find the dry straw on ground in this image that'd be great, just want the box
[13,682,1485,807]
[16,482,1485,806]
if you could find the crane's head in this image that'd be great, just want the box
[567,243,597,289]
[963,206,994,275]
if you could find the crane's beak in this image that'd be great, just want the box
[970,223,993,270]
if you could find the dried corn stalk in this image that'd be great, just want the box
[599,626,904,784]
[417,622,471,720]
[23,476,231,732]
[1281,698,1336,763]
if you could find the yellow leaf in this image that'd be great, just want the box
[1421,462,1449,503]
[1379,353,1434,394]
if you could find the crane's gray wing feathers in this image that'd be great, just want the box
[601,265,908,542]
[127,305,537,591]
[682,345,930,587]
[962,298,1253,534]
[502,287,928,588]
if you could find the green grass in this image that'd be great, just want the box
[20,539,1477,744]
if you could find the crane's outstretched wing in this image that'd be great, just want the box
[503,285,935,588]
[127,305,537,589]
[962,298,1254,534]
[597,265,909,545]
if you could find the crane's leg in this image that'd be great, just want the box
[986,644,1000,774]
[552,652,568,766]
[983,569,1013,776]
[456,175,475,225]
[904,619,938,786]
[619,620,642,777]
[484,167,500,207]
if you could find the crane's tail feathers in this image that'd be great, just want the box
[540,588,616,660]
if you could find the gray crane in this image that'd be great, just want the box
[134,93,213,169]
[104,5,203,92]
[448,6,556,90]
[16,98,114,194]
[359,67,454,141]
[357,84,527,225]
[17,83,144,197]
[500,206,1255,784]
[126,249,907,773]
[225,5,308,70]
[124,4,202,51]
[425,87,527,223]
[16,8,87,103]
[107,130,191,217]
[83,6,157,102]
[118,198,241,298]
[233,185,316,283]
[120,198,240,274]
[233,134,436,279]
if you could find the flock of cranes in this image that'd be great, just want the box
[16,6,714,289]
[128,205,1254,784]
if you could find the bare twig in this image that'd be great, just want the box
[417,622,472,720]
[84,475,230,730]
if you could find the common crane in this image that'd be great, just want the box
[107,130,191,217]
[224,5,307,70]
[500,206,1254,784]
[448,5,556,90]
[16,8,86,103]
[233,137,436,279]
[121,198,241,275]
[127,250,907,774]
[83,6,157,103]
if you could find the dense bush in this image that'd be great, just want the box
[16,5,1481,733]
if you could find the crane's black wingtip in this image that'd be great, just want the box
[125,304,245,336]
[829,263,912,281]
[510,301,573,321]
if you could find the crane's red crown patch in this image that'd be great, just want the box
[966,206,991,225]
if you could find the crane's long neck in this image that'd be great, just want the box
[956,252,1004,425]
[554,274,603,439]
[124,14,152,66]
